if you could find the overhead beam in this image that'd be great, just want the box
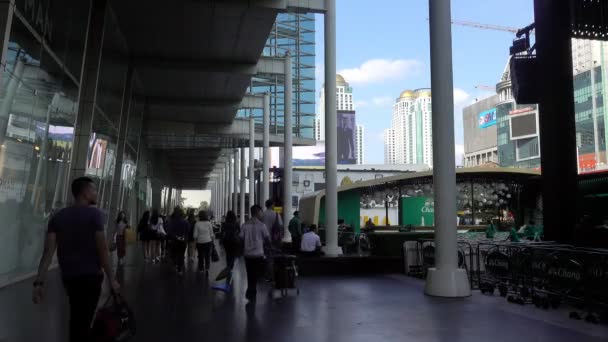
[244,0,327,13]
[132,56,285,76]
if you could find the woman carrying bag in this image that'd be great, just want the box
[193,211,215,274]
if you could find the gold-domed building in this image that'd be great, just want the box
[385,88,434,166]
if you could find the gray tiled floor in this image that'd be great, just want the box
[1,248,608,342]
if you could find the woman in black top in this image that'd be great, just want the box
[221,211,240,271]
[137,211,151,261]
[187,208,197,263]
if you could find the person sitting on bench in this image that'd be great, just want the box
[300,225,324,257]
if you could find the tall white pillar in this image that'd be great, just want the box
[323,0,341,256]
[226,157,234,211]
[249,117,256,210]
[425,0,471,297]
[233,149,239,214]
[225,162,230,215]
[240,147,246,225]
[262,92,270,205]
[283,52,294,242]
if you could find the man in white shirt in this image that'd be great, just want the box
[300,225,323,257]
[240,205,271,302]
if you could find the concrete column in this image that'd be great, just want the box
[240,147,246,225]
[68,0,108,185]
[283,52,293,242]
[226,157,234,211]
[262,92,270,205]
[323,0,341,256]
[152,180,162,211]
[534,0,577,243]
[233,149,239,214]
[249,117,256,209]
[218,174,223,218]
[225,161,230,215]
[424,0,470,297]
[108,67,134,225]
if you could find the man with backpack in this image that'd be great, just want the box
[262,199,283,281]
[262,199,283,249]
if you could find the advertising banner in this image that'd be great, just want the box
[478,108,497,128]
[400,197,435,226]
[337,110,356,164]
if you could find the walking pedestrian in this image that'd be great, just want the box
[262,199,283,281]
[187,208,197,263]
[262,199,283,249]
[193,211,214,274]
[221,210,241,272]
[137,211,151,261]
[33,177,120,342]
[240,205,271,302]
[168,207,189,275]
[115,211,129,266]
[150,209,165,263]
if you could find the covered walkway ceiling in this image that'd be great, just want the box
[107,0,324,189]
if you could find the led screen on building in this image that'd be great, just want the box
[510,112,537,139]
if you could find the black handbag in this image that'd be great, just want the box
[92,292,136,342]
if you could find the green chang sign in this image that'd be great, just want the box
[400,197,435,226]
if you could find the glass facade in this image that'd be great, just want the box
[239,13,316,139]
[0,1,90,285]
[573,65,608,170]
[0,3,146,286]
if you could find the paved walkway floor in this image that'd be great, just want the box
[1,247,608,342]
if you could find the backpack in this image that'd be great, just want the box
[271,212,284,242]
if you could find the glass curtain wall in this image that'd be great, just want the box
[0,0,90,285]
[238,13,316,139]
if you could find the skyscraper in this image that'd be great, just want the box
[384,128,396,164]
[388,89,433,166]
[356,124,365,164]
[316,74,354,141]
[315,74,359,165]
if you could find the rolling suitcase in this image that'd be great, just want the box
[273,254,299,297]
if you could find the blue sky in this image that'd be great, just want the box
[315,0,535,164]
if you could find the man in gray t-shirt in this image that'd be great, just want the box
[240,204,271,302]
[33,177,120,342]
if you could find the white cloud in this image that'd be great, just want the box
[453,88,470,107]
[339,59,423,85]
[354,100,368,109]
[372,96,393,107]
[453,88,471,145]
[455,144,465,166]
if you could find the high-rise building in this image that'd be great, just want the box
[384,128,397,164]
[494,39,608,171]
[463,95,500,167]
[356,124,365,164]
[316,74,354,141]
[388,89,433,166]
[571,39,608,172]
[316,74,358,165]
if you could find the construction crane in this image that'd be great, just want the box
[425,18,535,35]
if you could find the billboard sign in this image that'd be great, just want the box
[478,108,497,128]
[337,110,357,164]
